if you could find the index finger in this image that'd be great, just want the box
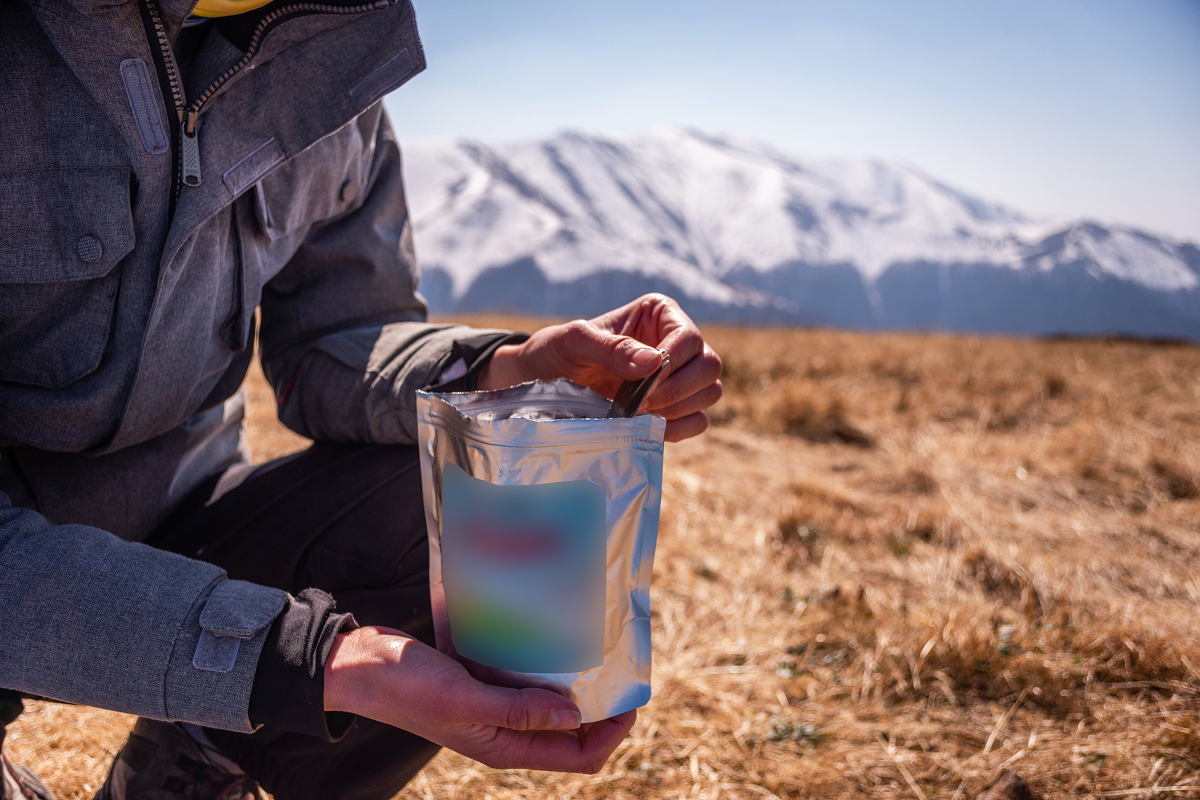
[493,709,638,774]
[464,659,575,699]
[614,295,705,378]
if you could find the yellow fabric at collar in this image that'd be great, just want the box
[190,0,275,18]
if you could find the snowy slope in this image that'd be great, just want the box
[402,129,1200,336]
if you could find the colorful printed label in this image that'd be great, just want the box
[441,462,605,673]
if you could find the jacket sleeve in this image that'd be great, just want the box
[0,491,287,733]
[258,111,521,445]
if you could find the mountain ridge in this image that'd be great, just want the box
[402,129,1200,338]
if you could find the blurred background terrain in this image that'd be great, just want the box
[8,320,1200,798]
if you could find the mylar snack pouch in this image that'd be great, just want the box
[417,378,665,723]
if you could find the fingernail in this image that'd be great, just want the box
[631,347,660,367]
[550,709,582,730]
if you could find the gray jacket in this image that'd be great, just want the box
[0,0,508,732]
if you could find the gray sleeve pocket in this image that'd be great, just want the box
[120,58,170,155]
[193,580,287,674]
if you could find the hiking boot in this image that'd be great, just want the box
[93,719,260,800]
[2,752,58,800]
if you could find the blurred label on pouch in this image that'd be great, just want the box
[442,462,605,673]
[417,378,665,723]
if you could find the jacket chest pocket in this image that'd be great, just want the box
[0,168,135,389]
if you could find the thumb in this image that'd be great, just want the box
[471,683,583,732]
[565,324,662,382]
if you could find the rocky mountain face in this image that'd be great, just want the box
[401,129,1200,338]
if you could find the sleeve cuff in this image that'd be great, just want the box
[246,589,358,741]
[428,332,530,393]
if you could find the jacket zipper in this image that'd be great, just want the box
[139,0,187,207]
[179,0,390,188]
[220,200,247,349]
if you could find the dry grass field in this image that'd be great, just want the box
[7,320,1200,799]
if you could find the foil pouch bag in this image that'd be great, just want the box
[417,378,665,722]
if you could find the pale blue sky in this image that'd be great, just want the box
[383,0,1200,241]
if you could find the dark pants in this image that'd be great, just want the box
[148,443,441,800]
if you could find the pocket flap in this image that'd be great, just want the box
[199,579,287,639]
[0,167,135,284]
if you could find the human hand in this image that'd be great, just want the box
[323,626,637,773]
[477,293,722,441]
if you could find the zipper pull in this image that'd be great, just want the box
[182,111,202,187]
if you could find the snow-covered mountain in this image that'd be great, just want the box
[403,129,1200,338]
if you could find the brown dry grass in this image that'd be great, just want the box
[7,322,1200,799]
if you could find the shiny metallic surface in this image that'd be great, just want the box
[418,379,665,723]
